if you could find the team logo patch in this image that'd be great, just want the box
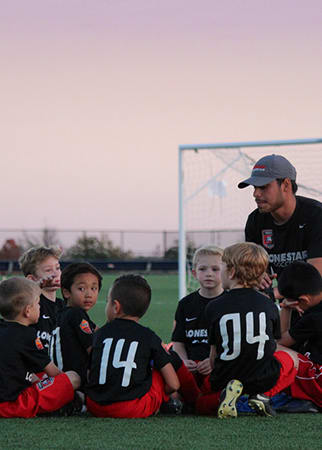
[80,319,92,334]
[37,377,54,391]
[262,229,274,249]
[35,337,44,350]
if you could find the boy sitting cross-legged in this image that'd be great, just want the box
[203,242,299,418]
[85,274,180,418]
[277,261,322,409]
[19,246,65,352]
[0,277,80,418]
[172,246,224,385]
[50,262,102,388]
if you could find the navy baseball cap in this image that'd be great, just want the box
[238,154,297,189]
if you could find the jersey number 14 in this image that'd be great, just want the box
[99,338,139,387]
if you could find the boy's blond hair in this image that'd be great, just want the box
[222,242,268,289]
[192,245,223,268]
[0,277,40,320]
[19,246,62,276]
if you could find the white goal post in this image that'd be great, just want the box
[178,138,322,299]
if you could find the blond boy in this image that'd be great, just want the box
[0,277,80,418]
[172,246,224,380]
[19,246,64,351]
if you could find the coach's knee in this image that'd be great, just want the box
[65,371,81,390]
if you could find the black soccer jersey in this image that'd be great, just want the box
[207,288,281,395]
[245,196,322,277]
[0,321,51,402]
[31,294,65,352]
[50,306,96,385]
[289,302,322,365]
[172,290,224,361]
[85,318,171,405]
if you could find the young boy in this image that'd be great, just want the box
[0,277,80,418]
[204,242,298,418]
[19,246,65,352]
[172,246,224,382]
[50,262,102,386]
[277,261,322,408]
[85,274,180,418]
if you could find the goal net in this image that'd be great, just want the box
[178,138,322,298]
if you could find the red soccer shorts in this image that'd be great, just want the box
[290,353,322,407]
[264,350,297,397]
[0,373,74,418]
[87,370,169,418]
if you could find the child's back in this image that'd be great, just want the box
[87,318,171,404]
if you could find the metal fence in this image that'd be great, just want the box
[0,228,245,258]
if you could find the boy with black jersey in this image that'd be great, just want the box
[278,261,322,408]
[0,277,80,418]
[19,246,65,352]
[172,246,224,384]
[86,274,180,418]
[205,242,299,418]
[50,263,102,386]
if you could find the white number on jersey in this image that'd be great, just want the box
[99,338,138,387]
[219,312,269,361]
[49,327,63,370]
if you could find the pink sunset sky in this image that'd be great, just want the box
[1,0,322,233]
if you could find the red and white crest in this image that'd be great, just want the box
[35,337,44,350]
[80,319,92,334]
[262,229,274,249]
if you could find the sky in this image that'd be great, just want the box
[1,0,322,237]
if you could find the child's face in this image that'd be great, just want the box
[193,254,222,290]
[28,294,41,324]
[34,256,61,291]
[63,273,99,312]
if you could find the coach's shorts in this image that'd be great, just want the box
[264,351,297,398]
[0,373,74,418]
[290,353,322,407]
[87,370,169,418]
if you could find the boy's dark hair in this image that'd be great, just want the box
[110,274,151,318]
[278,261,322,299]
[0,277,40,320]
[61,263,103,299]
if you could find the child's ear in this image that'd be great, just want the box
[113,300,122,314]
[192,269,197,279]
[62,288,71,300]
[228,267,236,280]
[26,274,37,282]
[298,295,310,306]
[23,304,31,318]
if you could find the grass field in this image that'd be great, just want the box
[0,273,321,450]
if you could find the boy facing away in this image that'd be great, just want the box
[19,246,65,352]
[277,261,322,408]
[85,274,180,418]
[0,277,80,418]
[50,263,102,387]
[172,246,224,381]
[205,242,298,418]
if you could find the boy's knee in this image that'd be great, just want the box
[65,371,81,390]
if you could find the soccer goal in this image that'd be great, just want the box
[178,138,322,299]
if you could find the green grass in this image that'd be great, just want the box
[0,273,320,450]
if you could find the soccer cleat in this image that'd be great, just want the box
[217,379,243,419]
[276,398,319,414]
[248,393,277,417]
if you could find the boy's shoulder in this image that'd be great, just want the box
[96,319,160,342]
[206,288,274,315]
[179,290,201,304]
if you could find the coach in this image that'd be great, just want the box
[238,154,322,291]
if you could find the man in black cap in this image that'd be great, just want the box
[238,154,322,291]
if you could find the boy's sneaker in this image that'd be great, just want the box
[160,398,183,415]
[217,379,243,419]
[248,393,276,417]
